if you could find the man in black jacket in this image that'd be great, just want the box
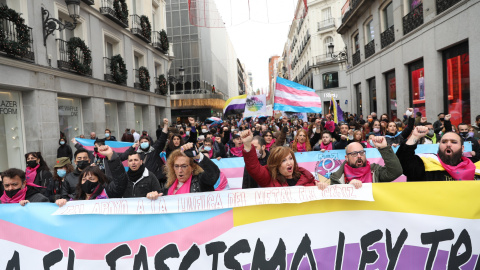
[242,136,269,189]
[123,153,162,197]
[1,168,49,205]
[63,149,91,199]
[458,123,480,163]
[396,126,480,181]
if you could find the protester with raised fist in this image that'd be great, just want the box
[397,126,480,181]
[242,130,316,187]
[324,136,402,189]
[385,108,415,146]
[55,145,127,206]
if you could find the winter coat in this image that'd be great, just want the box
[123,168,162,198]
[330,146,403,184]
[164,154,220,194]
[243,147,316,187]
[32,169,52,196]
[64,168,82,199]
[57,144,73,161]
[242,151,269,189]
[385,117,414,146]
[45,178,71,202]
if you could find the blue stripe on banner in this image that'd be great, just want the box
[77,138,134,148]
[276,77,315,92]
[212,143,473,169]
[0,203,230,244]
[273,103,322,114]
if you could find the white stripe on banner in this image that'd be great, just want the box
[53,184,374,215]
[275,89,318,102]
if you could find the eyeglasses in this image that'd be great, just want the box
[174,165,189,170]
[346,150,366,157]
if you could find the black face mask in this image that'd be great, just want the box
[81,180,99,194]
[77,160,90,170]
[460,131,468,138]
[439,118,445,121]
[26,160,38,168]
[94,147,98,153]
[6,188,22,198]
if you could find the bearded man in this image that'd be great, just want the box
[318,136,403,190]
[397,126,480,181]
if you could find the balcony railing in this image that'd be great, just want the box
[364,39,375,59]
[56,39,92,76]
[352,50,361,66]
[403,3,423,35]
[436,0,462,14]
[155,76,168,95]
[152,31,167,54]
[100,0,128,28]
[81,0,95,5]
[0,17,34,61]
[380,25,395,48]
[130,15,150,43]
[318,18,335,31]
[341,0,360,24]
[133,69,142,90]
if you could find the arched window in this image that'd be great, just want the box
[193,80,200,89]
[324,36,333,55]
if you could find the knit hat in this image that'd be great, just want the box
[54,157,71,168]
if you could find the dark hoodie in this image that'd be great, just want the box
[57,138,73,162]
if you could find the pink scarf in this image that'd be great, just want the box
[365,141,374,148]
[168,175,193,195]
[438,156,476,180]
[343,162,373,183]
[265,139,276,151]
[1,186,28,204]
[25,164,39,184]
[230,146,244,157]
[94,152,106,159]
[208,148,213,158]
[296,142,307,152]
[320,142,333,150]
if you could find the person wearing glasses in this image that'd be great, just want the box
[324,136,402,189]
[154,142,220,196]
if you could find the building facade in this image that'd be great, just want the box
[284,0,351,114]
[237,59,247,96]
[338,0,479,125]
[0,0,171,172]
[166,0,240,121]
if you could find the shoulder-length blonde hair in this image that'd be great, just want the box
[267,146,301,184]
[291,129,311,152]
[164,149,204,188]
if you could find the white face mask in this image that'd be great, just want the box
[202,129,208,133]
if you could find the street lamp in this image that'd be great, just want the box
[42,0,80,46]
[179,66,185,82]
[328,43,348,61]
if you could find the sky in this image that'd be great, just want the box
[212,0,298,93]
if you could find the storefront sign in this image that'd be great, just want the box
[0,100,17,114]
[58,106,78,116]
[323,93,338,99]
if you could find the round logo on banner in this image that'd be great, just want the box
[315,152,343,179]
[246,97,263,112]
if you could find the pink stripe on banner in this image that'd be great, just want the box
[82,146,131,153]
[220,167,244,178]
[276,83,318,97]
[275,96,322,108]
[0,210,233,260]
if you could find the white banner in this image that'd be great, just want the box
[244,94,267,117]
[53,184,374,216]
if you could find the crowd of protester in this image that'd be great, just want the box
[2,109,480,206]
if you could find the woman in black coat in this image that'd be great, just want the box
[57,137,73,162]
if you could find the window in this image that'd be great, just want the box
[443,42,470,127]
[408,59,425,116]
[323,72,339,89]
[105,42,113,58]
[105,101,118,137]
[0,91,25,172]
[385,71,397,120]
[134,55,139,69]
[368,77,377,113]
[58,97,83,149]
[322,7,332,21]
[383,2,394,31]
[134,105,143,132]
[353,33,359,52]
[355,84,362,115]
[365,19,374,43]
[324,36,333,55]
[409,0,422,11]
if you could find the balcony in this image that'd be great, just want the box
[100,0,128,28]
[103,57,126,85]
[403,3,423,35]
[380,25,395,48]
[130,15,151,43]
[318,18,335,32]
[56,39,92,76]
[364,39,375,59]
[352,50,361,66]
[0,17,34,61]
[152,31,168,54]
[81,0,95,5]
[338,0,369,34]
[436,0,462,14]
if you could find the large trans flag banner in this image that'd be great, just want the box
[76,138,134,169]
[214,143,473,189]
[1,182,480,269]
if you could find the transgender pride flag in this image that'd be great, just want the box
[76,138,134,170]
[273,77,322,113]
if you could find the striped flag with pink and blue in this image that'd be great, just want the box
[273,76,322,113]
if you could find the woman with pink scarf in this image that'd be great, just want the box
[162,142,220,195]
[24,152,52,195]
